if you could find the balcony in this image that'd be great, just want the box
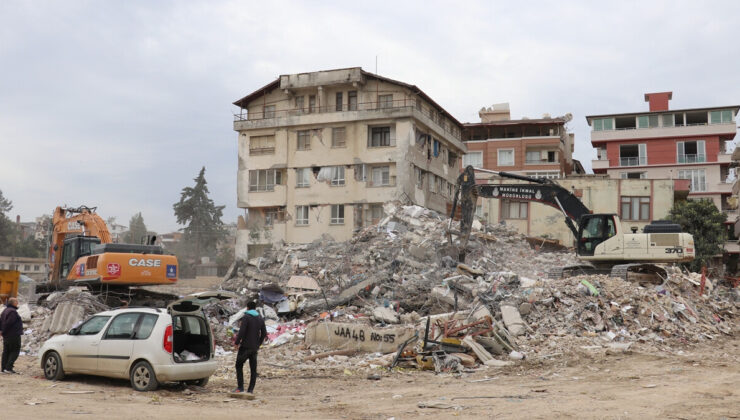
[716,181,733,194]
[718,152,732,164]
[677,154,706,164]
[619,156,646,167]
[592,159,610,171]
[591,122,737,142]
[234,99,462,144]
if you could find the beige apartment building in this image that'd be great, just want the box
[232,68,466,259]
[476,175,682,247]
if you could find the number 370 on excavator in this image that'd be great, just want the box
[448,166,695,282]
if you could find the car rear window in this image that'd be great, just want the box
[136,314,159,339]
[174,316,206,335]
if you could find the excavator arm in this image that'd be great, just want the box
[448,166,591,260]
[49,206,112,282]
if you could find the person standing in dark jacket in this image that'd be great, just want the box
[1,297,23,374]
[233,301,267,394]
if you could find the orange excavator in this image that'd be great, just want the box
[38,206,178,300]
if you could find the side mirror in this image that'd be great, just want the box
[68,327,79,335]
[54,244,59,251]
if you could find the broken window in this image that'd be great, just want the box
[295,206,309,225]
[249,135,275,155]
[369,204,384,223]
[378,94,393,109]
[335,92,343,111]
[296,168,311,188]
[297,130,310,150]
[330,204,344,225]
[348,91,357,111]
[369,126,392,147]
[448,151,457,167]
[677,140,705,163]
[502,200,528,219]
[415,167,424,188]
[249,169,283,192]
[263,105,275,119]
[330,166,345,186]
[308,95,316,113]
[620,196,650,221]
[264,207,285,226]
[354,164,366,182]
[332,127,346,147]
[370,166,390,186]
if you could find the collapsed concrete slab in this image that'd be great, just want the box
[44,301,85,334]
[305,322,415,354]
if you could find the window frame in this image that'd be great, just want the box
[330,166,345,186]
[502,200,528,219]
[348,91,358,111]
[103,312,143,340]
[370,165,390,187]
[296,168,310,188]
[462,151,483,168]
[369,126,392,147]
[295,205,309,226]
[297,130,311,150]
[497,148,514,166]
[620,196,651,221]
[330,204,345,225]
[331,127,346,148]
[77,315,112,336]
[378,94,393,109]
[262,105,275,119]
[249,169,282,192]
[335,92,343,111]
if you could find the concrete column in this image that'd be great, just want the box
[317,86,325,113]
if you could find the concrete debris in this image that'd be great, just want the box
[372,306,399,324]
[500,304,526,336]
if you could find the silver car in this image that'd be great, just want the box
[38,291,235,391]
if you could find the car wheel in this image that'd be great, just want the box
[43,351,65,381]
[130,361,158,392]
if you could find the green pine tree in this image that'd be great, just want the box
[667,199,726,272]
[0,189,14,255]
[173,167,226,261]
[125,212,149,244]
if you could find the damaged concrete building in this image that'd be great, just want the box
[233,67,467,259]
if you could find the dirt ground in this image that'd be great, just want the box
[3,338,738,419]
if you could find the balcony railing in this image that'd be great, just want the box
[248,147,275,156]
[234,99,461,140]
[619,156,646,166]
[525,159,557,164]
[677,154,706,164]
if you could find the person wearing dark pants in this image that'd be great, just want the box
[233,301,267,394]
[1,297,23,374]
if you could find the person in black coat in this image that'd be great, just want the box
[1,297,23,374]
[233,301,267,394]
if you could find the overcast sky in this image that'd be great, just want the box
[1,1,739,233]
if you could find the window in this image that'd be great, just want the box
[0,264,3,269]
[354,164,366,181]
[332,127,346,147]
[348,91,357,111]
[662,114,674,127]
[249,135,275,155]
[369,126,392,147]
[677,140,705,163]
[249,169,282,192]
[621,196,650,221]
[448,152,457,167]
[415,167,424,188]
[433,139,440,157]
[429,174,437,193]
[34,265,39,271]
[264,207,285,226]
[502,200,528,219]
[620,172,646,179]
[308,95,316,113]
[295,96,304,111]
[24,264,30,271]
[593,118,614,131]
[462,151,483,168]
[370,204,384,222]
[136,314,159,340]
[475,205,483,218]
[526,171,560,179]
[330,166,345,186]
[297,130,310,150]
[371,166,390,186]
[296,168,311,188]
[678,169,706,192]
[263,105,275,119]
[525,150,540,164]
[619,144,646,166]
[637,114,659,128]
[498,149,514,166]
[378,94,393,109]
[104,313,140,339]
[330,205,345,225]
[335,92,343,111]
[710,109,733,124]
[78,316,111,335]
[295,206,309,225]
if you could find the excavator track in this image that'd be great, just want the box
[609,263,667,285]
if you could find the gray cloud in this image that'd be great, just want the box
[1,0,738,232]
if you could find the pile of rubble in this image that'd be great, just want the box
[216,201,738,371]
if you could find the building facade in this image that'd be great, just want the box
[589,92,738,211]
[232,68,467,259]
[0,256,46,281]
[462,103,583,180]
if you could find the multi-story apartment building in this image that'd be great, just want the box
[589,92,738,211]
[461,103,583,180]
[232,67,466,258]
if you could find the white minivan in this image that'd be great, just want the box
[38,291,235,391]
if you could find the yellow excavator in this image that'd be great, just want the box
[448,166,695,281]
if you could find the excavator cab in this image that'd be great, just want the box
[58,236,101,279]
[576,214,617,256]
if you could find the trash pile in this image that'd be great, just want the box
[214,201,739,372]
